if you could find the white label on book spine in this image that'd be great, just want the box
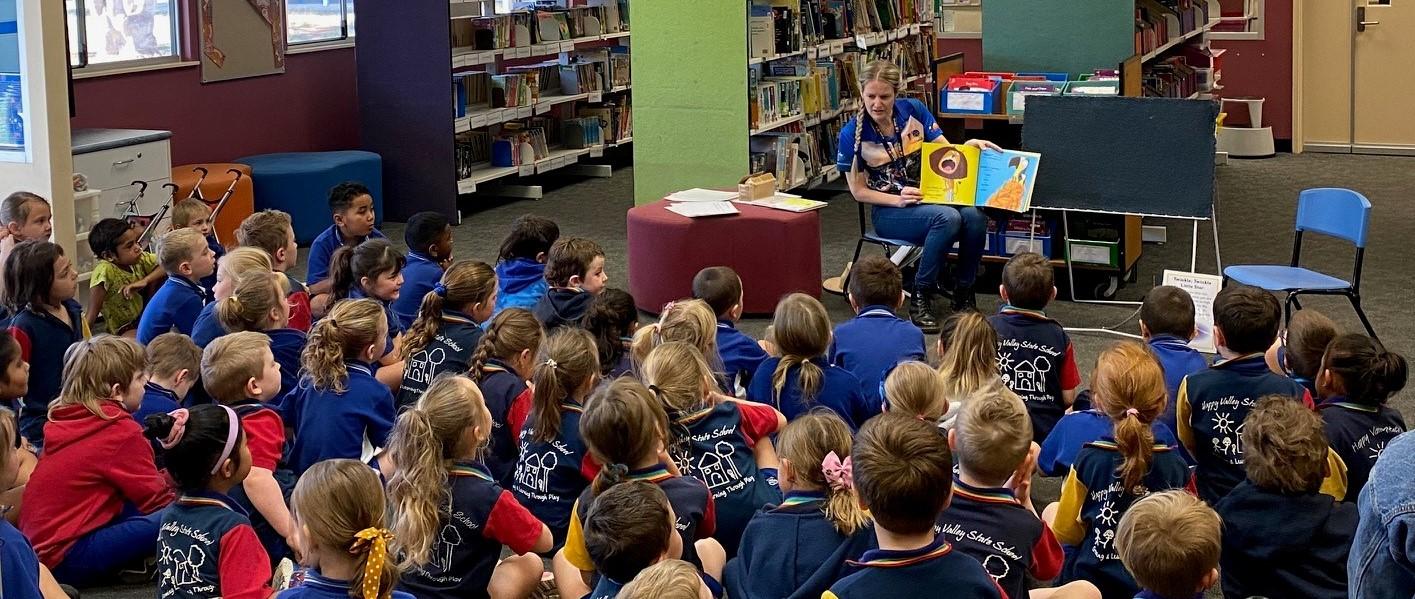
[947,93,985,111]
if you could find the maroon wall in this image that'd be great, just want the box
[70,34,359,165]
[1211,2,1293,140]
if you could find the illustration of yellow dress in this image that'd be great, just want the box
[987,155,1029,211]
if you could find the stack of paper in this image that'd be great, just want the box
[666,188,739,202]
[666,201,740,218]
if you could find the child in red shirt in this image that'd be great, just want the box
[19,336,174,585]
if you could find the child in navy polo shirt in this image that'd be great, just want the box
[204,331,294,565]
[937,310,1004,428]
[214,270,305,404]
[387,375,551,599]
[830,257,925,409]
[392,212,454,331]
[1266,309,1338,397]
[1316,334,1408,500]
[135,333,201,426]
[988,253,1081,443]
[237,210,312,332]
[138,228,216,344]
[642,341,785,557]
[826,413,1002,599]
[192,246,274,348]
[172,197,225,296]
[0,334,31,509]
[284,299,396,475]
[306,182,385,316]
[692,266,769,393]
[4,240,88,445]
[750,293,871,427]
[1138,286,1207,435]
[1048,342,1193,599]
[1176,284,1314,504]
[559,378,721,594]
[470,308,544,486]
[494,214,558,317]
[146,404,272,598]
[726,411,874,599]
[940,387,1075,599]
[576,482,689,599]
[533,237,608,331]
[1114,491,1221,599]
[511,328,600,549]
[280,460,415,599]
[1039,343,1182,477]
[395,260,496,411]
[582,288,640,378]
[330,238,407,384]
[1215,397,1357,599]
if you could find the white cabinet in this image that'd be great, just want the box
[70,129,173,282]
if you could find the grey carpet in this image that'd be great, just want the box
[86,152,1414,598]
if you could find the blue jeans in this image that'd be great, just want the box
[52,505,166,586]
[1349,430,1415,598]
[872,204,988,291]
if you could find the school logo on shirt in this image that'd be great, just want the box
[1356,425,1404,461]
[697,441,744,492]
[159,521,217,597]
[935,522,1022,582]
[996,338,1061,402]
[1087,483,1145,562]
[516,450,559,494]
[1200,395,1257,465]
[670,420,758,499]
[406,347,447,386]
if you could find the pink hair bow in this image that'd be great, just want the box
[161,409,190,450]
[822,451,853,491]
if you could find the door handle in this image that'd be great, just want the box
[1358,6,1381,32]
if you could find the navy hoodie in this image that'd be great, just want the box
[1215,480,1357,599]
[532,288,594,331]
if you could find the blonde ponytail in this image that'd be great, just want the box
[215,270,287,332]
[778,411,869,535]
[302,299,386,393]
[769,293,831,405]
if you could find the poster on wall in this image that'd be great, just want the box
[200,0,286,83]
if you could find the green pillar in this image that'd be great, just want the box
[631,0,748,204]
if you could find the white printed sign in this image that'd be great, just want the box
[1161,270,1222,354]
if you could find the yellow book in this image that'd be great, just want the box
[920,142,980,206]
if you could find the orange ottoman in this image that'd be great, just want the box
[627,199,822,315]
[171,164,255,247]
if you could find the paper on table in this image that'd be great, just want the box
[666,201,740,218]
[666,188,740,202]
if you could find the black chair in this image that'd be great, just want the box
[843,201,921,294]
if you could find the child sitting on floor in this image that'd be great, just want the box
[1114,491,1221,599]
[749,293,871,428]
[85,218,164,335]
[137,228,216,344]
[830,256,925,409]
[988,253,1081,443]
[1266,309,1338,397]
[1316,333,1408,499]
[391,211,454,330]
[532,237,608,330]
[494,215,559,316]
[306,182,385,315]
[171,197,225,295]
[692,267,768,393]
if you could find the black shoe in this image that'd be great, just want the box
[951,282,977,312]
[910,292,940,333]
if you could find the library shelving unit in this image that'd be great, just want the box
[629,1,933,204]
[357,0,632,220]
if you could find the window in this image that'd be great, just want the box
[1211,0,1264,41]
[288,0,355,45]
[65,0,180,69]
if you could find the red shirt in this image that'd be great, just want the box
[235,404,285,471]
[20,402,174,566]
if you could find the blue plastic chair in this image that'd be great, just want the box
[844,202,920,293]
[1223,188,1378,340]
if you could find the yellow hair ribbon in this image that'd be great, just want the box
[349,527,394,599]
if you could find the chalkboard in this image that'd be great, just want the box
[1022,96,1218,219]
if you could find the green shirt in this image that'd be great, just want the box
[90,251,159,333]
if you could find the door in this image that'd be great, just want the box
[1352,0,1415,154]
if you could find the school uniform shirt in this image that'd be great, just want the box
[511,400,597,548]
[1319,398,1407,501]
[191,302,224,347]
[267,328,308,404]
[89,251,159,333]
[828,305,926,408]
[1038,411,1182,477]
[823,536,1003,599]
[399,462,545,599]
[1053,440,1193,599]
[564,464,716,572]
[138,275,209,344]
[1212,480,1355,599]
[283,273,312,333]
[988,306,1082,442]
[834,98,943,194]
[134,382,183,427]
[493,258,548,316]
[476,359,529,486]
[8,299,88,444]
[1,519,43,599]
[748,357,872,429]
[1146,335,1208,435]
[229,399,285,472]
[305,225,386,288]
[158,492,271,599]
[391,252,443,331]
[1176,354,1314,504]
[349,286,404,356]
[937,479,1064,599]
[532,287,594,331]
[718,319,770,393]
[20,401,174,567]
[201,234,226,296]
[670,401,783,556]
[396,310,484,412]
[587,577,624,599]
[284,361,396,475]
[279,571,415,599]
[725,491,877,599]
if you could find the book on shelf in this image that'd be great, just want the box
[609,49,631,88]
[560,60,607,94]
[562,117,604,148]
[578,101,632,142]
[455,130,493,178]
[919,143,1042,212]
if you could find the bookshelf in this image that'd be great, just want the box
[357,0,632,220]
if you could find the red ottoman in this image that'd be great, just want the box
[627,199,822,315]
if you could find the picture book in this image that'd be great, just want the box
[919,142,1041,212]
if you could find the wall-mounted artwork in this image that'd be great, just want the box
[200,0,286,83]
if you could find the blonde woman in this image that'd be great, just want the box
[837,60,1001,331]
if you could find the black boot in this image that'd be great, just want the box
[951,280,977,313]
[909,290,940,333]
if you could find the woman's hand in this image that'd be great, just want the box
[897,187,923,207]
[965,138,1003,152]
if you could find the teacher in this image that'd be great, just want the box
[836,60,998,333]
